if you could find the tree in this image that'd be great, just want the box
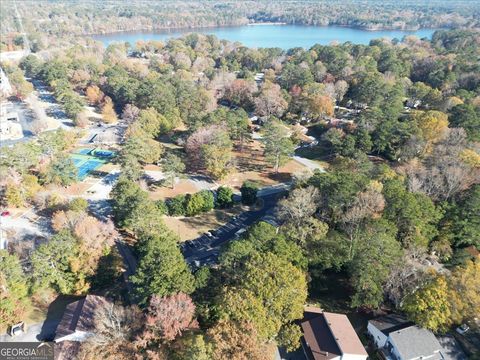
[207,320,272,360]
[449,260,480,326]
[449,104,480,142]
[443,185,480,248]
[122,134,163,164]
[349,220,403,308]
[185,192,206,217]
[167,195,187,216]
[306,94,334,120]
[240,181,258,205]
[30,230,87,294]
[218,252,307,341]
[255,82,288,118]
[276,186,319,226]
[216,186,234,208]
[0,250,30,325]
[162,153,185,189]
[263,120,294,172]
[383,178,442,248]
[80,304,143,360]
[86,85,104,105]
[171,333,211,360]
[403,274,452,332]
[277,323,302,352]
[131,233,194,306]
[43,154,77,186]
[142,293,197,342]
[412,110,449,146]
[102,97,118,123]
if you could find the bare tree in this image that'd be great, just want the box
[276,186,319,226]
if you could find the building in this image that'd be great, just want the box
[0,102,23,140]
[54,295,111,343]
[0,67,13,97]
[300,307,368,360]
[368,314,454,360]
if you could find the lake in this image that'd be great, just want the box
[91,24,438,49]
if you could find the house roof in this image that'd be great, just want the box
[300,308,367,360]
[368,314,414,335]
[54,295,110,341]
[388,326,443,360]
[323,312,368,356]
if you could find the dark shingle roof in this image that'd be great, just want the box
[368,314,414,335]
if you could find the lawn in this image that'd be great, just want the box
[163,205,245,241]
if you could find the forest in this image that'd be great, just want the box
[1,0,480,52]
[0,21,479,360]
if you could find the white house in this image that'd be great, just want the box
[368,314,450,360]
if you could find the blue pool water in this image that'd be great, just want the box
[92,24,439,49]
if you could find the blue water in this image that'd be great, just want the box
[92,25,438,49]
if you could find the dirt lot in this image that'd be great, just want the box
[149,179,201,200]
[163,206,245,241]
[221,139,310,189]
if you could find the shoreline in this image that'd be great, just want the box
[85,23,441,38]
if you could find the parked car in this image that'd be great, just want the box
[456,324,470,335]
[1,211,11,217]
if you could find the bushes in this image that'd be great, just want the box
[167,195,187,216]
[166,189,222,216]
[240,181,258,205]
[216,186,234,208]
[185,193,206,217]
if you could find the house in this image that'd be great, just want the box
[54,295,111,343]
[300,307,368,360]
[368,314,451,360]
[0,102,23,140]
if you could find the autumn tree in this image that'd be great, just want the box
[411,110,449,146]
[276,186,319,227]
[255,82,288,118]
[207,320,273,360]
[403,274,452,332]
[86,85,104,105]
[80,304,143,360]
[449,260,480,326]
[142,293,198,342]
[217,251,307,343]
[102,96,118,123]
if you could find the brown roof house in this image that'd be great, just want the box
[299,307,368,360]
[54,295,111,343]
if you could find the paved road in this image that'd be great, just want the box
[181,189,288,266]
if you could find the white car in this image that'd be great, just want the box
[456,324,470,335]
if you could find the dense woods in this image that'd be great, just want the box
[2,0,480,52]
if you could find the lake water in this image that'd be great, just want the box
[92,24,438,49]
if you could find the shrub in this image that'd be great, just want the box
[216,186,234,208]
[155,200,168,215]
[199,190,215,212]
[167,195,186,216]
[185,193,205,217]
[240,181,258,205]
[69,198,89,212]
